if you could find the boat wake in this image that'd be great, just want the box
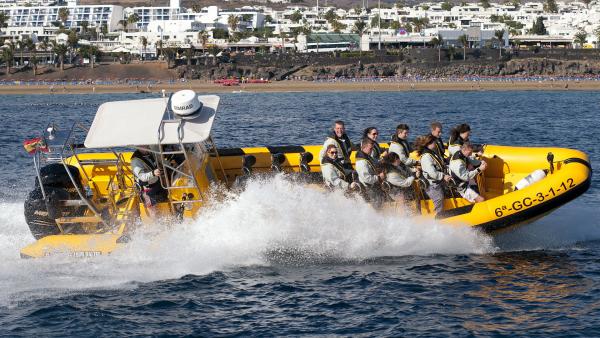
[493,203,600,251]
[0,175,499,305]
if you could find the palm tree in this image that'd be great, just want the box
[80,45,100,68]
[331,20,346,33]
[139,36,148,60]
[25,38,37,76]
[67,31,79,62]
[52,42,68,71]
[198,30,209,52]
[17,40,24,66]
[156,39,163,59]
[184,47,193,66]
[352,19,368,56]
[127,13,140,32]
[80,20,89,36]
[58,7,69,27]
[495,29,505,57]
[1,44,14,75]
[290,10,302,24]
[574,30,587,48]
[430,36,443,62]
[447,45,456,61]
[458,34,468,60]
[228,15,240,34]
[163,47,176,68]
[371,14,381,28]
[410,17,429,33]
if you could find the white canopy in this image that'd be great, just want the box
[84,95,219,148]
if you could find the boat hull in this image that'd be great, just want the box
[20,143,592,258]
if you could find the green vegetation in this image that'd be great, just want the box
[79,45,101,68]
[495,29,505,57]
[458,34,468,60]
[212,28,229,39]
[290,10,302,23]
[544,0,558,13]
[430,36,443,62]
[340,50,374,57]
[574,30,587,47]
[530,17,547,35]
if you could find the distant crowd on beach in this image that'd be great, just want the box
[1,75,599,87]
[312,75,600,83]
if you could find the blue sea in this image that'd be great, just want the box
[0,91,598,336]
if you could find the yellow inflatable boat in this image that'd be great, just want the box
[19,93,592,258]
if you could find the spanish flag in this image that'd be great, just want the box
[23,137,48,154]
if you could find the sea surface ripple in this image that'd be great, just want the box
[0,91,598,336]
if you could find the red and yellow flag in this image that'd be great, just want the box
[23,137,48,154]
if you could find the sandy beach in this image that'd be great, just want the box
[0,79,599,95]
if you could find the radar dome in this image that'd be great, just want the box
[171,90,203,118]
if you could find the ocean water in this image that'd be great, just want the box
[0,91,598,336]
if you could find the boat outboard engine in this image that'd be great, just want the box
[299,152,313,173]
[233,155,257,190]
[24,163,86,239]
[242,155,256,175]
[271,153,285,172]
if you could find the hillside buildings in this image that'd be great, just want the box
[0,0,598,56]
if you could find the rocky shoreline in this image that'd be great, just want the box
[181,57,600,81]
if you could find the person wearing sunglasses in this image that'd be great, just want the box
[321,144,358,191]
[361,127,387,164]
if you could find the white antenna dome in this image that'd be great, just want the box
[171,90,203,118]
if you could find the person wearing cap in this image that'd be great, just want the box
[321,144,359,191]
[389,124,418,168]
[131,146,168,212]
[319,120,354,171]
[417,135,451,216]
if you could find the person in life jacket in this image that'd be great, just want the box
[356,138,387,206]
[380,152,420,204]
[417,135,452,215]
[361,127,387,164]
[449,142,488,203]
[448,123,484,158]
[389,124,418,169]
[430,121,447,162]
[319,120,354,171]
[131,146,168,210]
[321,144,359,191]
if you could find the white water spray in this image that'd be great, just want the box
[0,175,497,305]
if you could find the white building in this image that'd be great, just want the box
[0,4,123,39]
